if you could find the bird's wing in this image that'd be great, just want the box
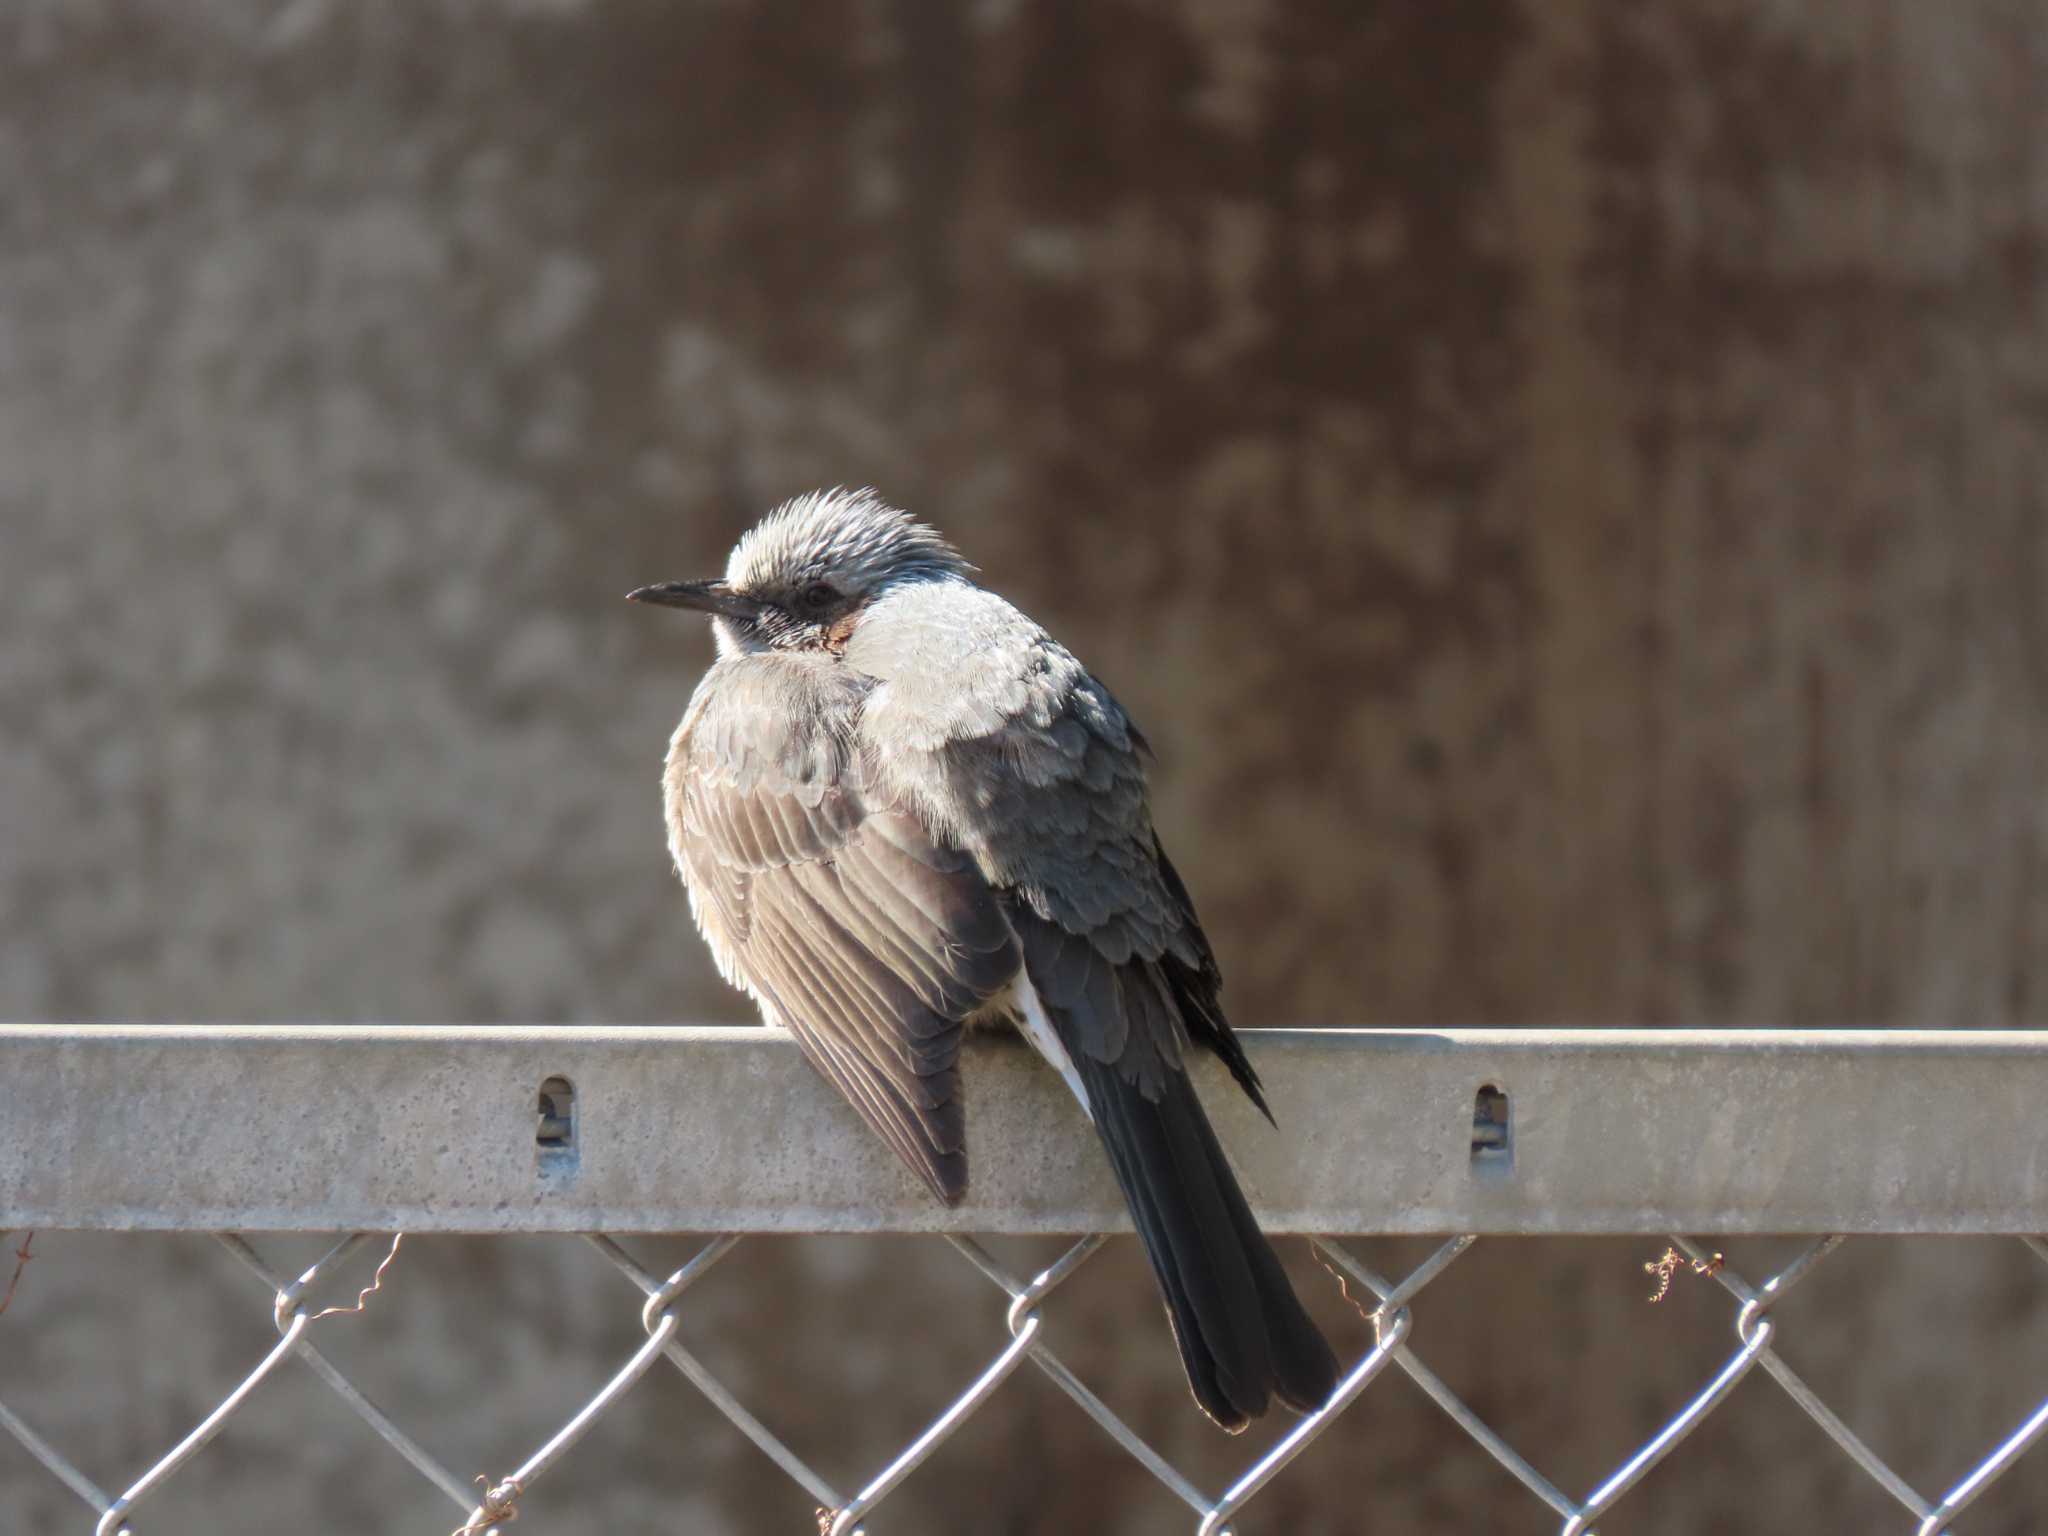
[866,633,1267,1112]
[670,656,1020,1204]
[854,599,1333,1423]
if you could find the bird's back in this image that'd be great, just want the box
[850,581,1198,962]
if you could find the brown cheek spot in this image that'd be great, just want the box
[825,609,862,652]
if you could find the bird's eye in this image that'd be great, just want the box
[796,581,840,615]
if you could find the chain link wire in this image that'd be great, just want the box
[3,1229,2046,1533]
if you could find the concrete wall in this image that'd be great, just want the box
[4,2,2045,1532]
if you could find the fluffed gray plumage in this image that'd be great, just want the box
[629,488,1339,1430]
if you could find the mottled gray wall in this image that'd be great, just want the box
[4,2,2047,1533]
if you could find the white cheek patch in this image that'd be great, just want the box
[1009,968,1093,1121]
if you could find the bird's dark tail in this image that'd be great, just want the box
[1067,1047,1342,1432]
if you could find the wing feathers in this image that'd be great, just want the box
[671,661,1017,1206]
[745,887,968,1200]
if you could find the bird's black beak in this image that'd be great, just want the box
[625,579,765,620]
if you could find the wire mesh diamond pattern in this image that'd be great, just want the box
[4,1229,2047,1533]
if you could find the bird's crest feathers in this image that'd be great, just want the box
[727,488,973,596]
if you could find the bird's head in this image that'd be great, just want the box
[627,488,971,656]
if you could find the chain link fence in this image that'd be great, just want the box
[5,1229,2048,1534]
[6,1027,2048,1532]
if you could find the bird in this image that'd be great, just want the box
[628,488,1340,1430]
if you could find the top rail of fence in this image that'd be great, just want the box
[1,1024,2038,1235]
